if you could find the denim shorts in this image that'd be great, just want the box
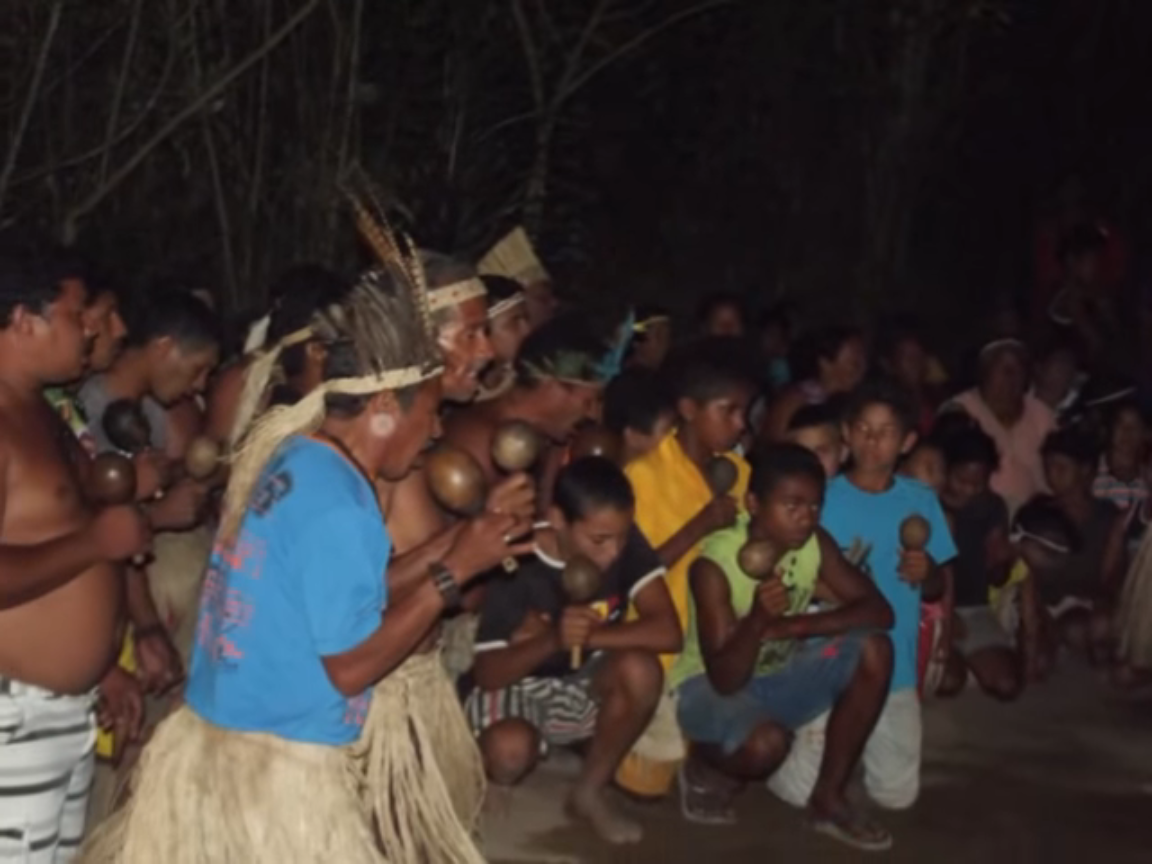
[676,635,863,755]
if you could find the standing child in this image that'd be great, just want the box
[620,338,755,798]
[769,380,956,812]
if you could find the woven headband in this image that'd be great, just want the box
[318,364,443,396]
[1010,528,1070,555]
[428,278,487,311]
[979,338,1027,359]
[633,315,670,334]
[487,293,527,321]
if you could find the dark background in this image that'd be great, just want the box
[1,0,1149,346]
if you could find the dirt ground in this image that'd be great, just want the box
[482,660,1152,863]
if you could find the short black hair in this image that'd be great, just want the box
[0,230,87,326]
[748,443,826,500]
[265,265,350,377]
[787,402,840,434]
[663,336,756,406]
[481,274,524,306]
[939,423,1000,472]
[1041,426,1099,468]
[696,292,745,329]
[791,324,862,381]
[514,312,610,386]
[603,369,672,436]
[843,378,917,434]
[553,456,635,522]
[1013,495,1080,553]
[125,289,221,351]
[757,303,792,336]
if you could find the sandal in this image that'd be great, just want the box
[808,806,893,852]
[677,763,737,826]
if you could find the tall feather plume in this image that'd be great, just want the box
[341,165,435,345]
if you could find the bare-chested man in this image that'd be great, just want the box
[0,241,149,861]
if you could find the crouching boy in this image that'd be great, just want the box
[466,457,682,845]
[673,444,895,850]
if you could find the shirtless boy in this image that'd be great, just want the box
[0,242,149,861]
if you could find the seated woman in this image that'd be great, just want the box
[466,457,681,846]
[674,444,894,850]
[944,338,1055,518]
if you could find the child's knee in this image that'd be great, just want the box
[479,719,541,786]
[734,722,790,778]
[604,649,664,705]
[858,632,894,678]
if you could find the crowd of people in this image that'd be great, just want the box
[0,190,1147,862]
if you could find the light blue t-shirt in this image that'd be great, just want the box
[185,436,390,745]
[820,474,956,693]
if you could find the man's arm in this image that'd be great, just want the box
[690,557,765,695]
[320,511,529,697]
[0,442,109,608]
[586,573,682,655]
[767,529,893,642]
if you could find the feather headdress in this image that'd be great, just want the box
[219,174,442,540]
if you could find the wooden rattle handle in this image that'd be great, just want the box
[570,645,583,669]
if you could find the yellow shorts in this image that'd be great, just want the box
[95,632,136,760]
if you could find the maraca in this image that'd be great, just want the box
[737,538,782,581]
[90,452,138,507]
[491,420,544,570]
[561,553,603,669]
[703,455,737,497]
[184,436,222,481]
[102,399,151,454]
[899,514,931,551]
[89,452,147,566]
[569,423,623,463]
[491,420,543,473]
[424,445,487,516]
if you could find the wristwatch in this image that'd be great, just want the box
[428,562,462,612]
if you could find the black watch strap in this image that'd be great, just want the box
[429,562,462,612]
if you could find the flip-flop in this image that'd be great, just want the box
[677,763,737,826]
[808,808,893,852]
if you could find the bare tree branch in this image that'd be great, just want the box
[64,0,322,232]
[0,1,63,214]
[98,0,143,185]
[559,0,734,106]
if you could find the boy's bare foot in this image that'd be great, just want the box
[568,785,642,845]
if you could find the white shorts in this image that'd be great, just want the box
[766,688,921,810]
[0,678,96,863]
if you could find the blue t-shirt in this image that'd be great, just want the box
[185,436,390,745]
[820,474,957,693]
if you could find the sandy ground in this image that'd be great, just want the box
[482,660,1152,863]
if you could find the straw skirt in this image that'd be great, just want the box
[80,707,385,864]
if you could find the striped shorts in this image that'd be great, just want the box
[463,666,599,748]
[0,678,96,863]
